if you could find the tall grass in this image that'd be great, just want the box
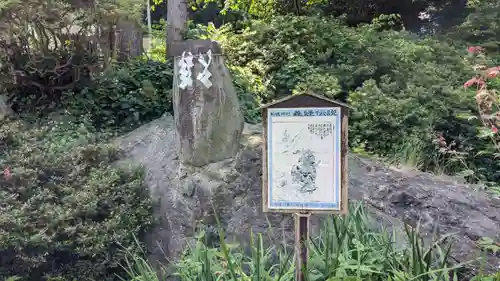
[390,137,427,170]
[118,235,169,281]
[121,203,495,281]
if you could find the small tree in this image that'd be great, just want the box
[0,0,144,112]
[463,46,500,155]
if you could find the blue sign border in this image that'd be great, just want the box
[267,107,342,210]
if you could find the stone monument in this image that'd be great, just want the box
[170,40,244,167]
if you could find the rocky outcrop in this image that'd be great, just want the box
[349,157,500,274]
[115,114,500,275]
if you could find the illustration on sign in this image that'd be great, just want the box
[267,107,341,210]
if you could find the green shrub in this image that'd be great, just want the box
[228,65,264,123]
[346,36,479,177]
[64,59,173,132]
[0,116,153,281]
[214,16,491,181]
[145,41,168,63]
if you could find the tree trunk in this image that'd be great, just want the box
[293,0,301,15]
[166,0,188,57]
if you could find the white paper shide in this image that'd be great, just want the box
[197,50,212,89]
[178,51,194,89]
[177,50,213,90]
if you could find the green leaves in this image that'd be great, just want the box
[64,59,174,133]
[0,117,153,281]
[212,14,500,188]
[477,237,500,255]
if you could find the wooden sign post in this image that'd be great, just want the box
[294,212,310,281]
[261,93,350,281]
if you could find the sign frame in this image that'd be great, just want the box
[261,93,350,215]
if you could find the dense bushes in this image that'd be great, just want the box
[0,0,146,117]
[62,59,173,133]
[0,1,166,280]
[0,116,153,281]
[212,15,500,187]
[0,58,164,279]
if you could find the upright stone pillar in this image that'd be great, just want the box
[114,19,144,61]
[171,40,244,167]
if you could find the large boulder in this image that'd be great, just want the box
[115,114,500,275]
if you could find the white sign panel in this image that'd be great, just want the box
[266,107,341,211]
